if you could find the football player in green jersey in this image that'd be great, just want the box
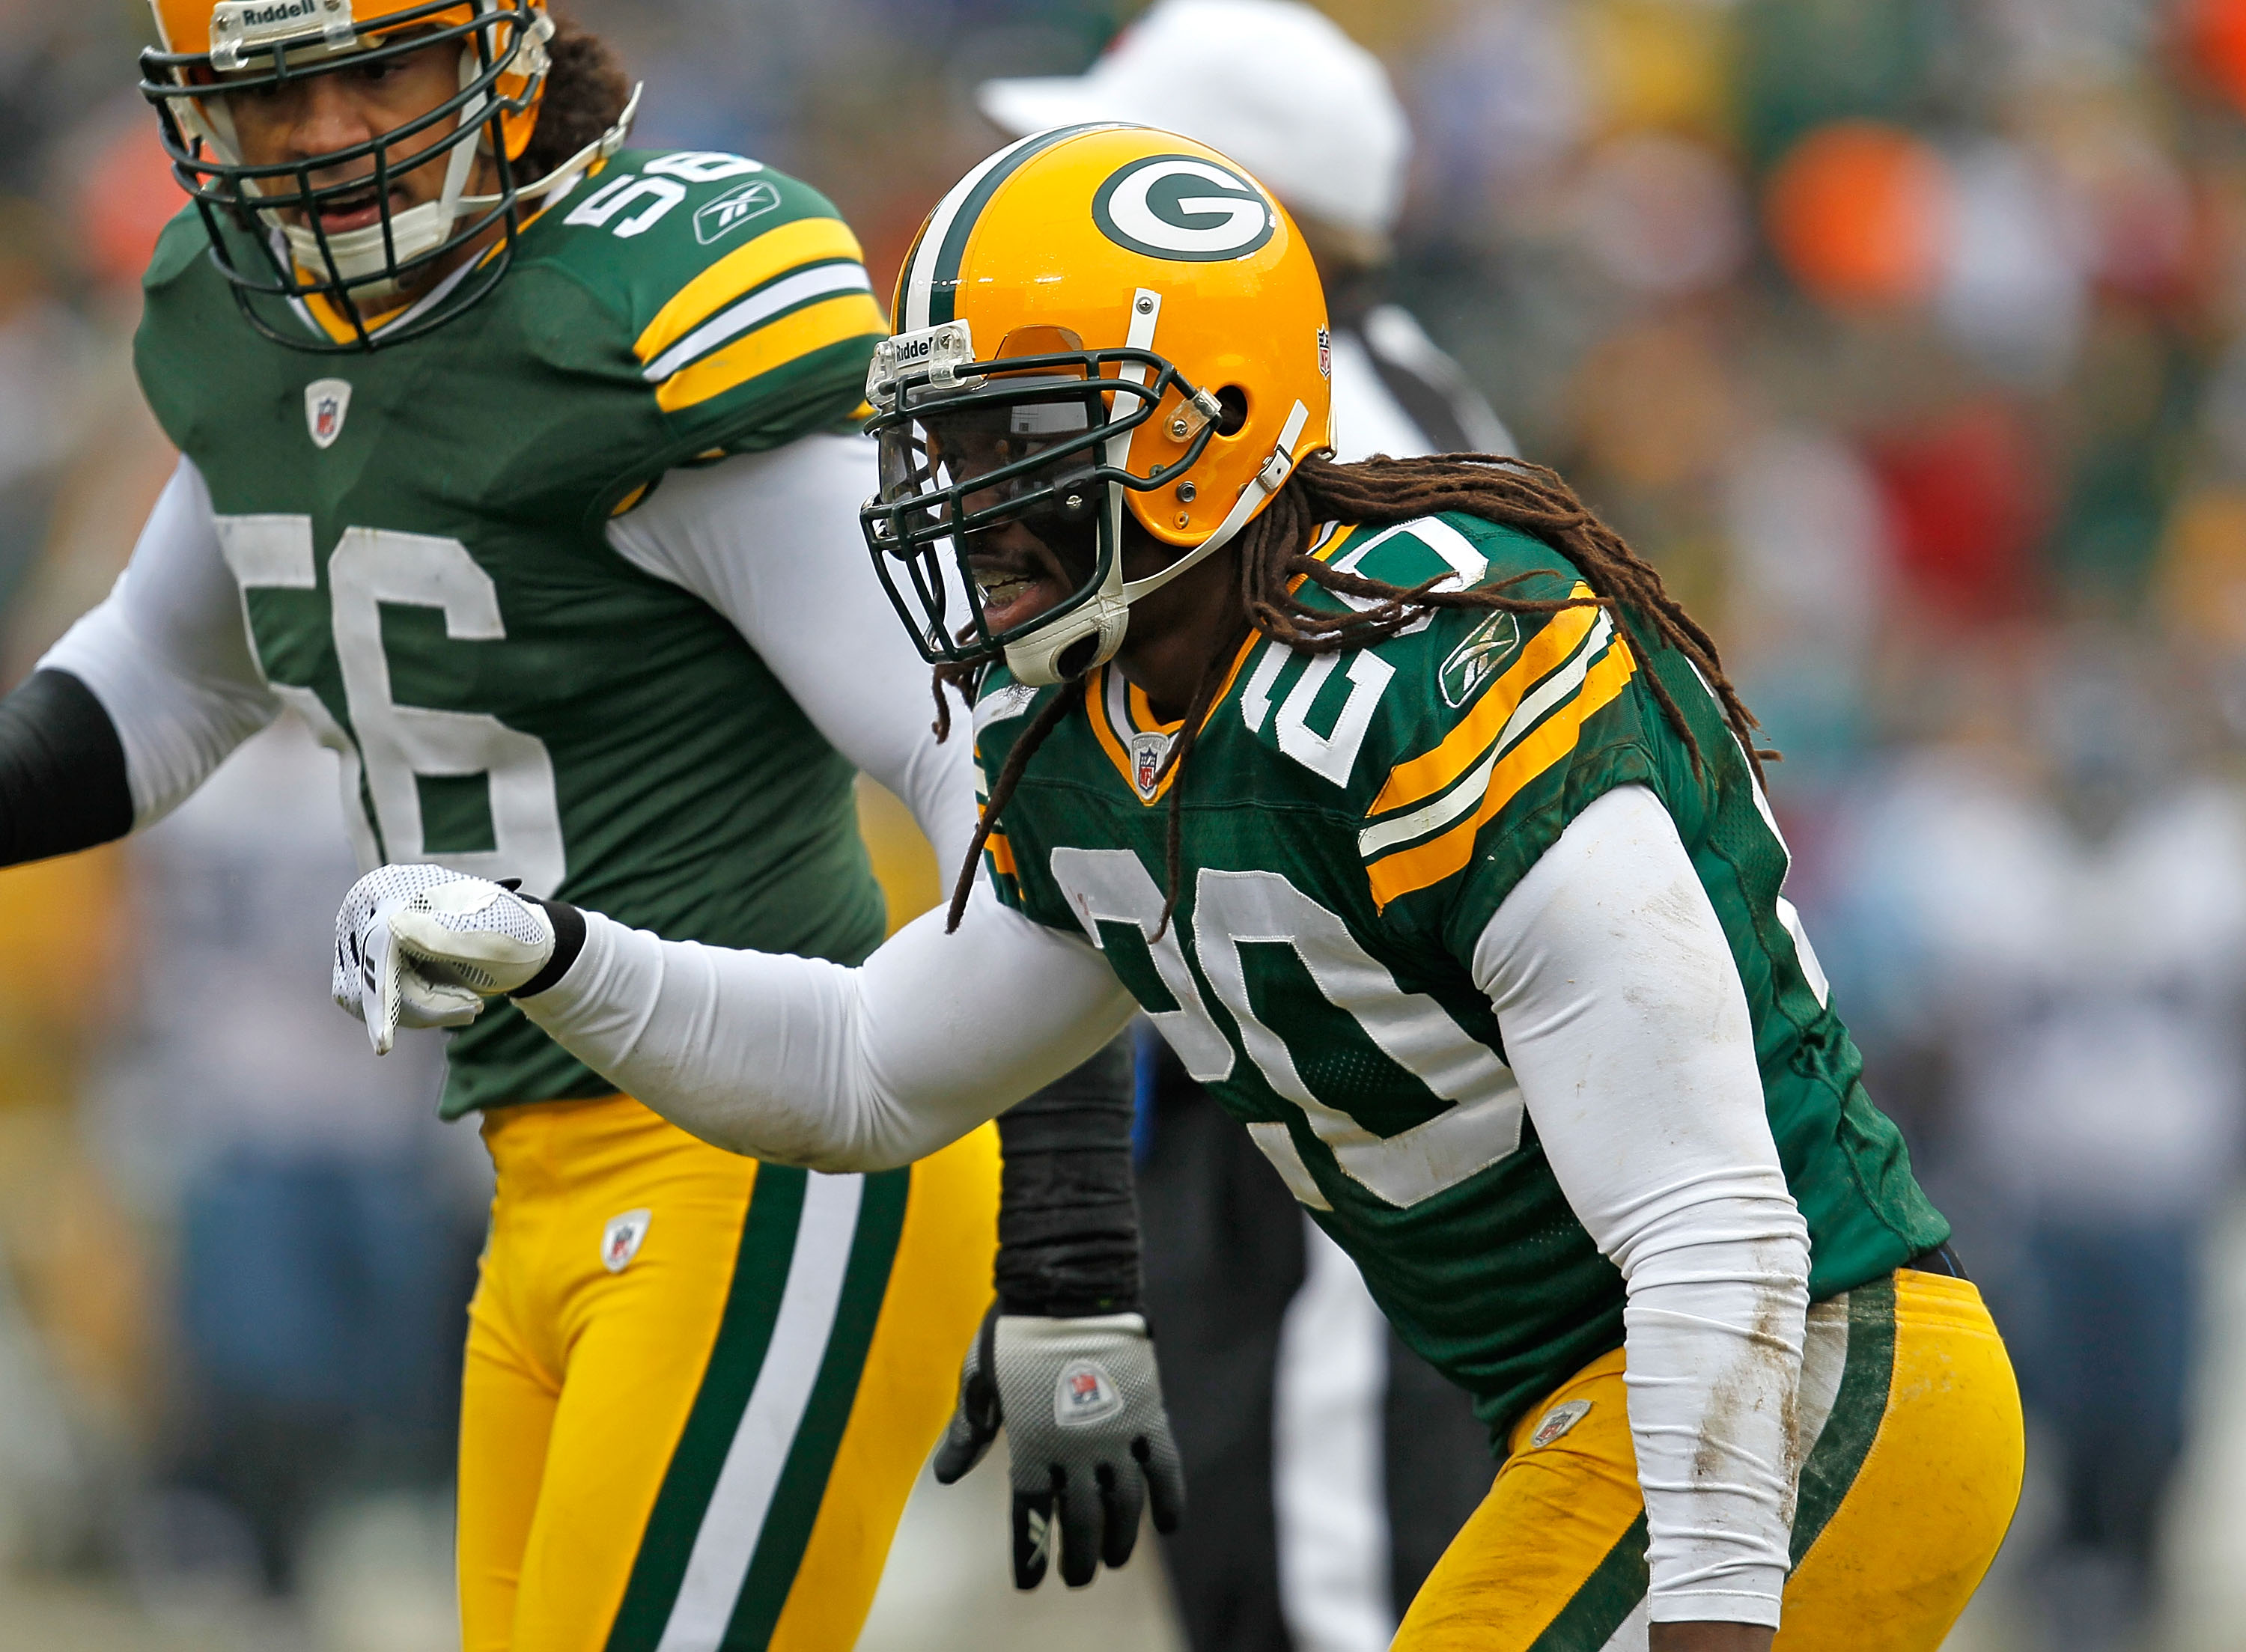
[0,7,1179,1647]
[336,125,2025,1649]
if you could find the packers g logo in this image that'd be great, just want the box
[1092,155,1276,262]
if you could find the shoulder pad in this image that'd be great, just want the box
[143,204,210,293]
[1235,513,1642,906]
[526,148,886,427]
[1300,510,1574,611]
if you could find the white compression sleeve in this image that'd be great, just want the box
[517,879,1139,1171]
[1472,784,1811,1628]
[604,437,979,869]
[38,456,279,828]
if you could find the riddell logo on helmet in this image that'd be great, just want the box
[217,0,329,33]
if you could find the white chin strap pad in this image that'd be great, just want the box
[278,40,489,294]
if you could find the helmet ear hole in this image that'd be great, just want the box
[1214,385,1250,436]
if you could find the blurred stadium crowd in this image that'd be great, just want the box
[4,0,2246,1648]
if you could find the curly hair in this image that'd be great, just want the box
[515,11,632,183]
[937,452,1771,935]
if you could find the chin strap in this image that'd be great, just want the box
[462,80,643,211]
[999,395,1312,686]
[1119,396,1312,606]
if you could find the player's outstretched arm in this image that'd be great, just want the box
[1472,784,1810,1639]
[4,456,281,867]
[333,864,1139,1170]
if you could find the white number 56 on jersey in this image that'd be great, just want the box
[216,517,567,898]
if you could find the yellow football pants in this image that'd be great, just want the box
[1396,1268,2024,1651]
[458,1094,999,1652]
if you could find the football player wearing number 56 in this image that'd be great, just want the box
[0,4,1181,1649]
[341,125,2028,1651]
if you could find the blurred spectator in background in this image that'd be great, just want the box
[94,717,474,1611]
[1819,627,2246,1651]
[981,6,1508,1649]
[4,0,2246,1645]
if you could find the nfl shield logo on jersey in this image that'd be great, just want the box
[305,378,353,450]
[600,1208,652,1273]
[1053,1358,1124,1427]
[1130,731,1172,802]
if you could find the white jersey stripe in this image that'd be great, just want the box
[1356,612,1615,861]
[653,1171,866,1652]
[642,261,875,383]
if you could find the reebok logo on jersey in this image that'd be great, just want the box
[1530,1399,1592,1448]
[694,180,782,246]
[600,1208,652,1273]
[1053,1359,1124,1427]
[305,378,352,450]
[1439,611,1522,707]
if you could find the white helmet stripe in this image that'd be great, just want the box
[903,130,1047,333]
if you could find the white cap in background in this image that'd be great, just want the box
[977,0,1410,241]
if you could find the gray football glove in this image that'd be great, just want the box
[932,1302,1184,1588]
[332,865,554,1055]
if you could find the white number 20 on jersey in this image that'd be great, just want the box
[1049,848,1526,1211]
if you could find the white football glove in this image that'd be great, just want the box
[332,865,555,1055]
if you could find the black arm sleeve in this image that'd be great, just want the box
[0,670,135,868]
[994,1036,1144,1317]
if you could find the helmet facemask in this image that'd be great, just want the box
[862,315,1241,687]
[141,0,624,350]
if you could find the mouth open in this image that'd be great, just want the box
[308,181,407,236]
[970,542,1075,635]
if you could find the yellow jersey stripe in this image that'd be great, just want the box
[633,217,868,366]
[1368,589,1600,817]
[653,290,887,414]
[1365,641,1637,910]
[1086,632,1264,805]
[1358,611,1614,861]
[642,261,874,384]
[985,832,1018,879]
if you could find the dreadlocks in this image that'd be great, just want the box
[936,452,1769,934]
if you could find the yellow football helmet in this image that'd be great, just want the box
[141,0,630,349]
[861,124,1335,686]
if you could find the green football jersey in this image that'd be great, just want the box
[974,511,1949,1437]
[136,150,894,1117]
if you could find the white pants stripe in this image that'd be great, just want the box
[654,1171,865,1652]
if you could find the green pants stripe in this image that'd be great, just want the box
[1527,1276,1901,1651]
[605,1165,910,1652]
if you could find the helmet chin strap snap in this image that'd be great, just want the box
[998,397,1312,689]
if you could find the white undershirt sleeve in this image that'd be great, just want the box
[516,879,1139,1171]
[603,436,979,870]
[37,456,280,829]
[1471,784,1811,1628]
